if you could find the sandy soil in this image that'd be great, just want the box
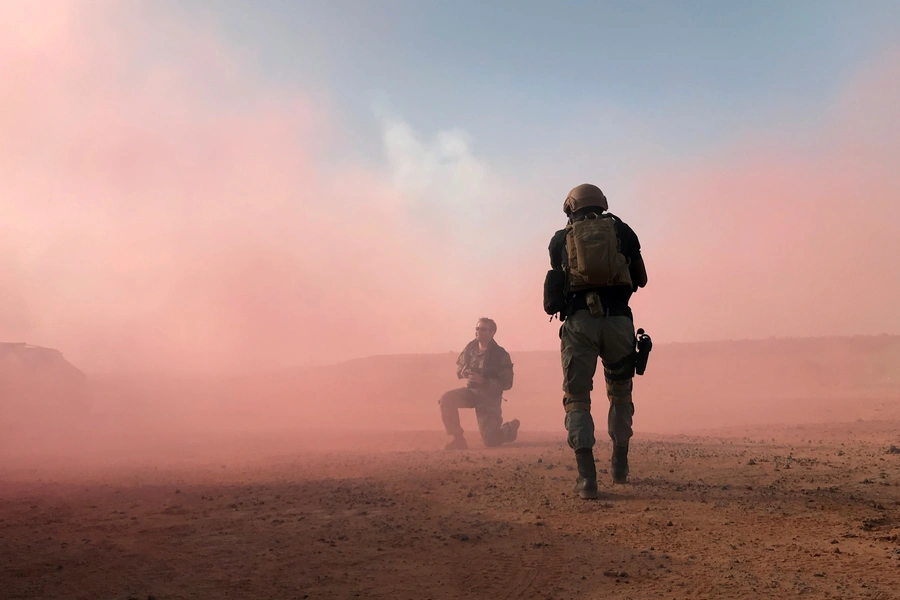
[3,419,900,600]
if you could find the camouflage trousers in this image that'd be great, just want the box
[560,309,636,451]
[439,388,516,447]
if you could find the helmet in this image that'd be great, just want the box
[563,183,608,216]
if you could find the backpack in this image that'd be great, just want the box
[564,212,632,292]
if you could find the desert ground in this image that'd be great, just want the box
[3,336,900,599]
[3,424,900,600]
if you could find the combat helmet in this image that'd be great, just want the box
[563,183,608,216]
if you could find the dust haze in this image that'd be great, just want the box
[4,3,900,599]
[2,0,899,465]
[631,44,900,343]
[1,2,898,457]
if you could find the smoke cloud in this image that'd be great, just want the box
[2,2,898,378]
[626,46,900,343]
[0,1,518,373]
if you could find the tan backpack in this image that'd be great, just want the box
[565,212,632,292]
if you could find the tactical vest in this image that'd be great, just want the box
[565,212,632,292]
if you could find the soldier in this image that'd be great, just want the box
[439,318,520,450]
[545,184,648,499]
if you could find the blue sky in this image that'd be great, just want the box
[145,0,900,352]
[175,0,898,159]
[164,0,900,245]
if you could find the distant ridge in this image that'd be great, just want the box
[327,333,900,368]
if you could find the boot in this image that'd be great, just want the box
[505,419,521,442]
[611,444,629,484]
[444,435,468,450]
[573,451,599,500]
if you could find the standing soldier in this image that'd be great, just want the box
[544,184,648,499]
[439,318,520,450]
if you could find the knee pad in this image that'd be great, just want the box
[563,394,591,413]
[603,352,636,383]
[606,379,633,405]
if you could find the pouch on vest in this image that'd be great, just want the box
[565,213,632,292]
[543,269,567,315]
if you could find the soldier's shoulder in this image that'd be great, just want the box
[611,216,641,247]
[549,227,567,247]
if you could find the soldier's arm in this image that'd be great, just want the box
[548,229,567,270]
[618,222,647,290]
[456,348,468,379]
[630,254,648,290]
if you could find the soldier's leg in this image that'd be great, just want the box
[475,396,505,447]
[561,312,601,450]
[481,397,521,446]
[439,388,477,448]
[600,316,637,483]
[473,400,521,447]
[560,311,602,499]
[605,368,634,445]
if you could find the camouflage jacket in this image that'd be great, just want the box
[456,339,514,396]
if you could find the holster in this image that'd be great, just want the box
[634,329,653,376]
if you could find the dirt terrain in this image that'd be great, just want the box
[3,420,900,600]
[2,336,900,599]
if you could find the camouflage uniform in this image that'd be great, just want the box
[547,184,648,495]
[439,339,518,447]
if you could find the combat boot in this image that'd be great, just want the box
[611,444,629,484]
[505,418,521,442]
[573,451,599,500]
[444,436,468,450]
